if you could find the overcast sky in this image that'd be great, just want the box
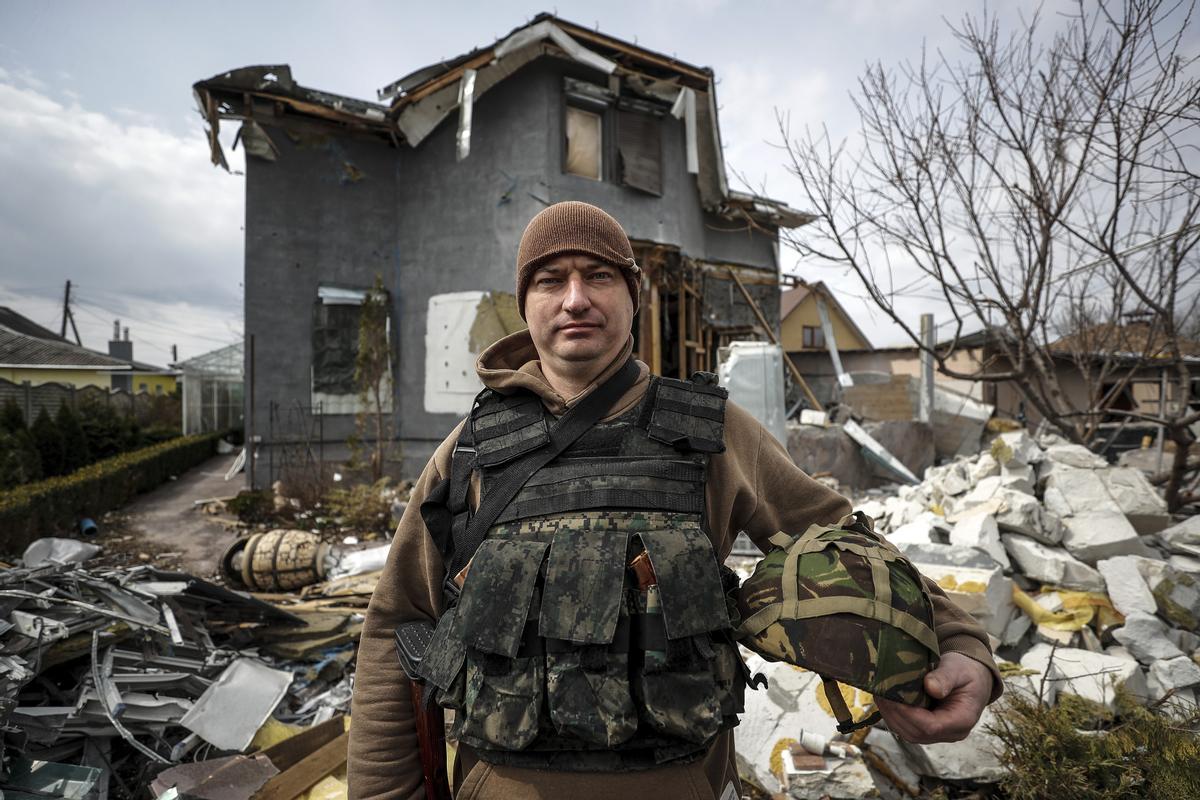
[0,0,1087,365]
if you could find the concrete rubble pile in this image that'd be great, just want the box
[0,538,376,800]
[734,430,1200,799]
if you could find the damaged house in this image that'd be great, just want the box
[194,13,811,480]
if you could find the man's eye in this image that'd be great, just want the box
[590,271,613,280]
[537,277,561,286]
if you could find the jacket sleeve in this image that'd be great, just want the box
[348,422,466,800]
[708,401,1003,703]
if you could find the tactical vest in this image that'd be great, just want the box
[417,374,749,771]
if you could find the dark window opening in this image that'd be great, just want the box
[802,325,826,349]
[312,302,363,396]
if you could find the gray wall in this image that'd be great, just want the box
[244,56,783,481]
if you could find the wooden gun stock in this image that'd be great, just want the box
[409,680,452,800]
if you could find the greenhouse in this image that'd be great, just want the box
[178,341,243,435]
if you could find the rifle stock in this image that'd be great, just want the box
[409,680,452,800]
[395,622,452,799]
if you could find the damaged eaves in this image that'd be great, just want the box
[192,14,811,230]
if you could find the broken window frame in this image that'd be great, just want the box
[311,284,394,416]
[616,106,663,196]
[563,103,604,181]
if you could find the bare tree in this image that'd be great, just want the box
[781,0,1200,509]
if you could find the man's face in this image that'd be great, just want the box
[524,253,634,369]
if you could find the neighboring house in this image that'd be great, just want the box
[780,283,872,354]
[194,13,814,480]
[0,307,177,394]
[791,321,993,409]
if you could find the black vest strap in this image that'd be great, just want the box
[447,358,640,577]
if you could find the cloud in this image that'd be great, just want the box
[0,74,244,364]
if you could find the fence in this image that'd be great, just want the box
[0,377,181,429]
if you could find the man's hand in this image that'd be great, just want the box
[875,652,993,744]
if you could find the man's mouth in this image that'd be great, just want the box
[558,322,600,332]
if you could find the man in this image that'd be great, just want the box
[349,201,1000,800]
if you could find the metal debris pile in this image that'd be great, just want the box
[0,538,377,800]
[734,430,1200,799]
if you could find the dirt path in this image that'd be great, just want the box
[105,454,243,578]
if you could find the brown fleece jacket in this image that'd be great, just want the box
[348,331,1001,800]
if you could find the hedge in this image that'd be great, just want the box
[0,432,221,555]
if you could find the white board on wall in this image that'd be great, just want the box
[424,291,487,415]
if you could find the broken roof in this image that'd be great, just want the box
[193,13,812,230]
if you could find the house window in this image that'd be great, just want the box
[802,326,826,349]
[565,106,602,180]
[312,285,394,415]
[617,109,662,196]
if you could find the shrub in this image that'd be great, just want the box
[0,399,25,433]
[989,688,1200,799]
[56,404,91,473]
[0,430,41,489]
[226,489,274,523]
[77,398,138,460]
[0,432,220,554]
[325,478,394,533]
[30,408,66,478]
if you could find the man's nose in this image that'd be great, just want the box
[562,274,592,313]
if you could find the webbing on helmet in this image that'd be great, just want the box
[821,676,883,734]
[736,595,941,655]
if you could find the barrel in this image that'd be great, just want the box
[229,529,330,592]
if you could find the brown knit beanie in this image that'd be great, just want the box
[515,201,641,319]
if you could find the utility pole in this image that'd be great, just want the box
[919,314,934,423]
[60,280,82,346]
[171,344,178,364]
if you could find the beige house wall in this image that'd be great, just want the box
[0,367,114,388]
[781,294,870,352]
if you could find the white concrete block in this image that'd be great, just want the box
[969,453,1001,485]
[1139,560,1200,630]
[1003,535,1106,592]
[1034,625,1078,648]
[949,512,1010,569]
[1168,628,1200,655]
[1044,468,1123,517]
[1169,554,1200,575]
[1042,443,1108,470]
[1020,643,1147,710]
[1099,467,1169,535]
[906,550,1014,640]
[1160,515,1200,559]
[1000,605,1032,646]
[999,462,1036,495]
[1097,556,1158,617]
[900,702,1005,782]
[883,496,925,529]
[994,431,1044,466]
[1148,655,1200,694]
[1060,511,1152,565]
[886,519,936,547]
[1111,612,1185,664]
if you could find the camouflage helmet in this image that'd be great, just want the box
[735,512,940,733]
